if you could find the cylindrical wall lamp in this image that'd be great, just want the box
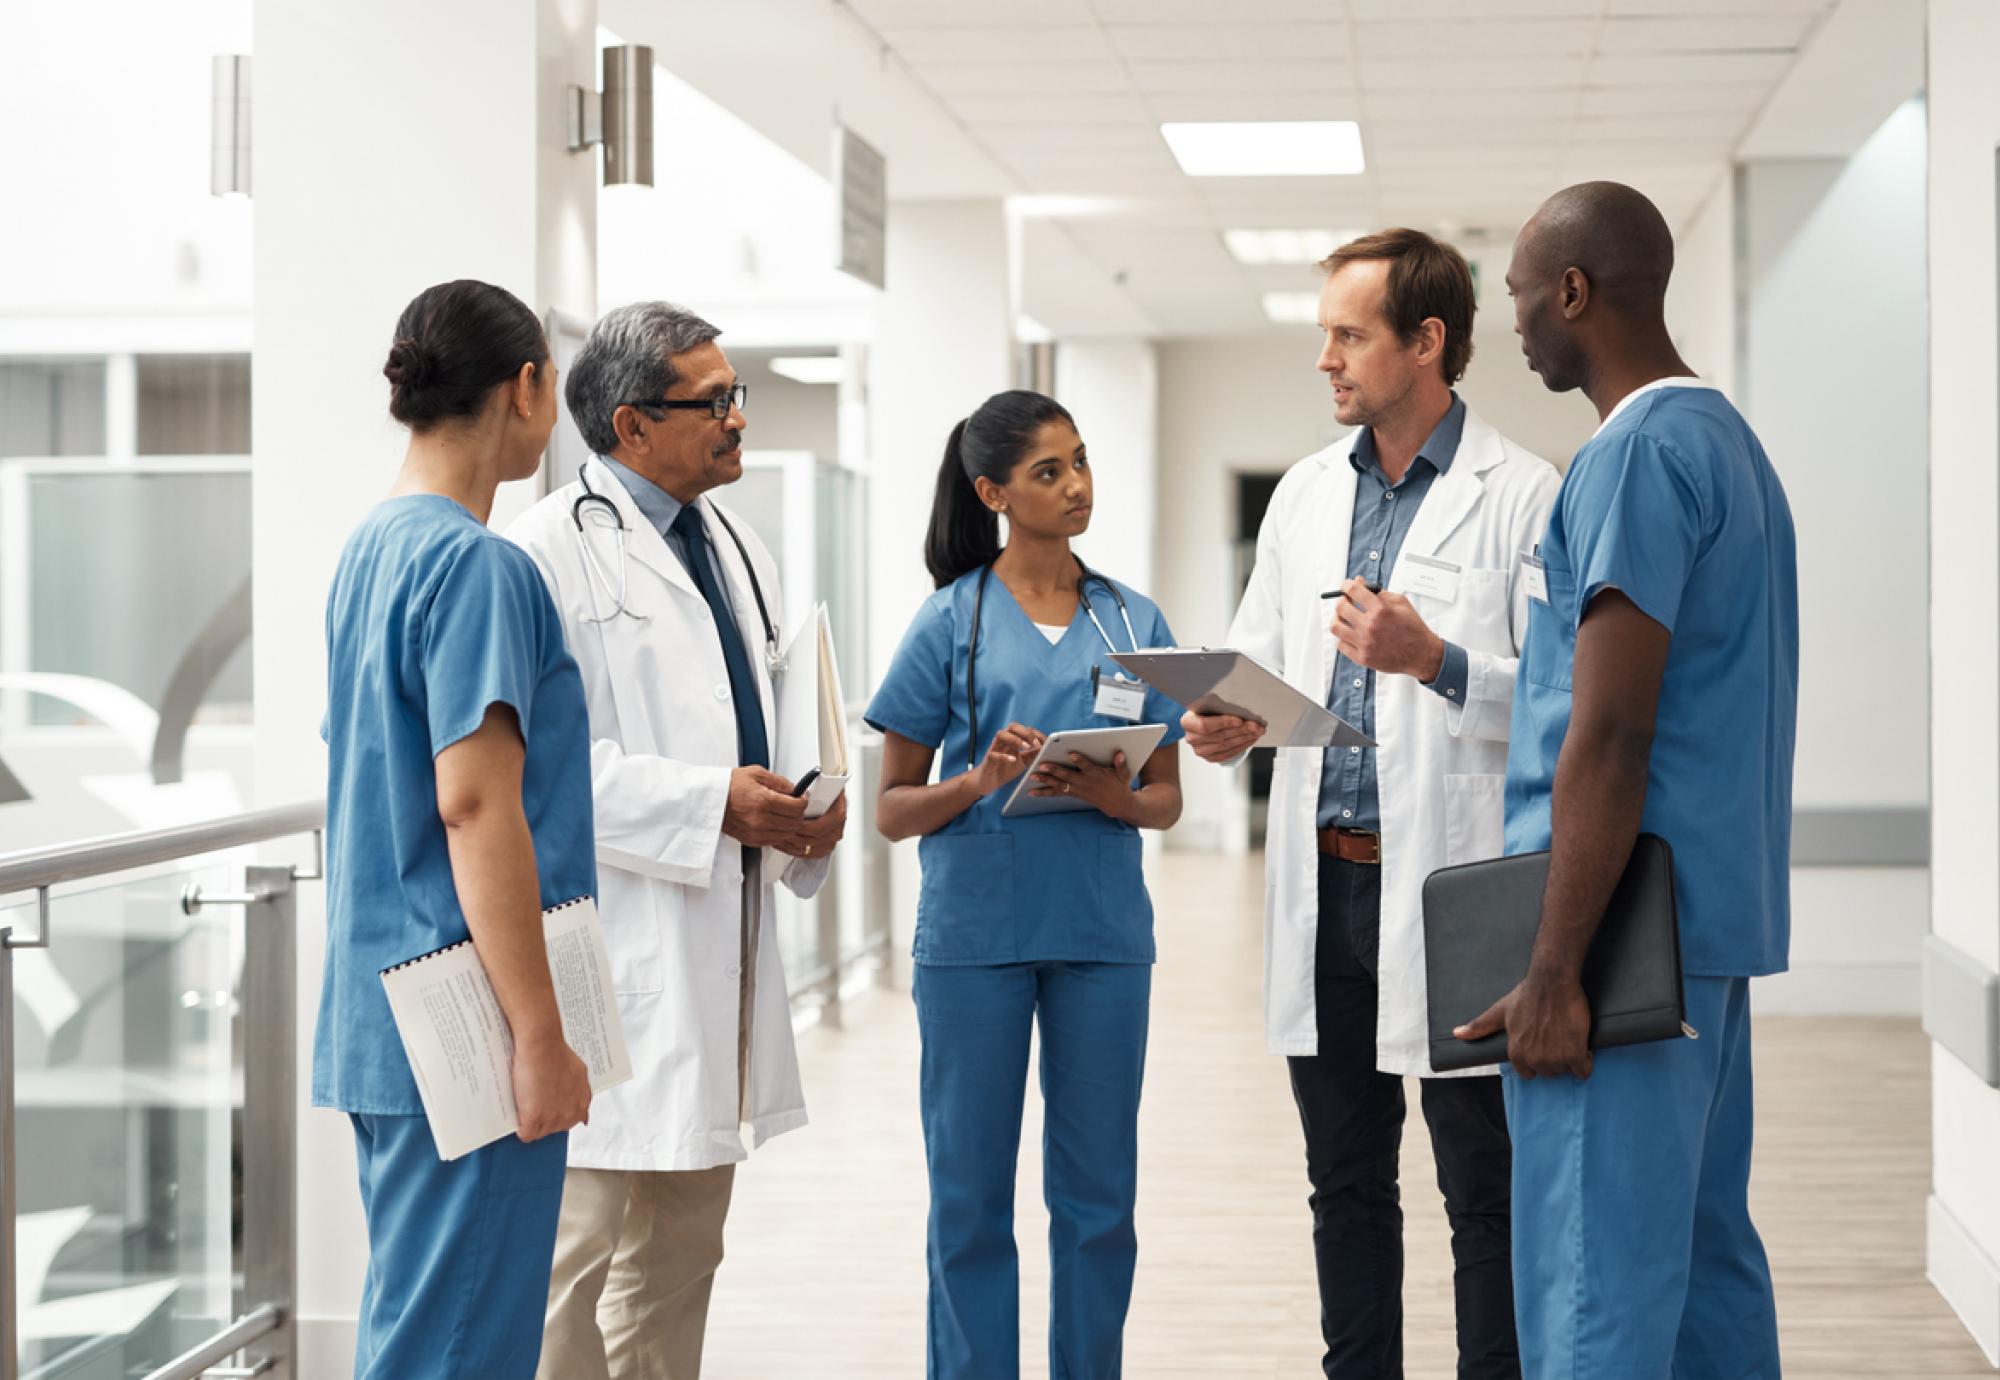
[210,55,251,197]
[567,44,653,188]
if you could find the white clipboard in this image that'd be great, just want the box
[1000,723,1169,818]
[1107,648,1373,749]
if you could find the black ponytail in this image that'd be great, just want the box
[923,390,1075,588]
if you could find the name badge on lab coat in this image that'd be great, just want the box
[1520,551,1550,604]
[1396,553,1460,603]
[1093,670,1147,723]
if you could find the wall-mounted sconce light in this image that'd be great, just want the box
[210,55,251,197]
[568,45,653,187]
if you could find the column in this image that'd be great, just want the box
[1926,0,2000,1365]
[865,199,1013,982]
[250,2,595,1371]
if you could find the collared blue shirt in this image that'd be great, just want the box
[1318,396,1472,831]
[598,453,767,770]
[1504,382,1798,977]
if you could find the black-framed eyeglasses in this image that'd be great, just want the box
[622,383,747,422]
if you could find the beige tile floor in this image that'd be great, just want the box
[703,851,1991,1378]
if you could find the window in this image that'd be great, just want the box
[136,354,251,455]
[0,360,107,458]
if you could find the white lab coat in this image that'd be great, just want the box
[1228,406,1559,1076]
[506,456,828,1170]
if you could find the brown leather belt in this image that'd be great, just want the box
[1317,827,1382,865]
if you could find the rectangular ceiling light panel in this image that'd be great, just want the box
[1160,120,1365,176]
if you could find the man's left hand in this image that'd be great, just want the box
[1331,577,1446,680]
[775,791,848,860]
[1454,970,1595,1080]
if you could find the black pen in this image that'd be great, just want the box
[1320,582,1383,599]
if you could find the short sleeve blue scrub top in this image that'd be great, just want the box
[865,568,1184,967]
[314,495,598,1116]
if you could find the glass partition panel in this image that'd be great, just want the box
[4,851,248,1379]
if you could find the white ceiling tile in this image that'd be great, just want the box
[1601,0,1831,13]
[1353,18,1598,58]
[1570,112,1750,142]
[1089,0,1338,21]
[1358,56,1588,90]
[1347,0,1601,15]
[1586,51,1795,85]
[944,92,1151,124]
[1595,13,1817,53]
[844,0,1083,25]
[1364,89,1591,120]
[883,25,1114,63]
[1125,60,1355,95]
[910,61,1132,96]
[1105,23,1352,62]
[1574,83,1770,116]
[978,124,1167,156]
[1148,91,1366,122]
[1365,117,1570,150]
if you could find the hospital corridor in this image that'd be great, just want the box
[5,0,2000,1377]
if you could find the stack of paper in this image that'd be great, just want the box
[777,603,851,818]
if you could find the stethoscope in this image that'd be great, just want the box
[571,463,785,677]
[964,557,1139,768]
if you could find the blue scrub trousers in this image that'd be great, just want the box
[914,961,1151,1380]
[350,1114,569,1380]
[1502,977,1780,1380]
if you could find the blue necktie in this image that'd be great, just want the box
[670,504,769,770]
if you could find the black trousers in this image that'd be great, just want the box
[1285,854,1519,1380]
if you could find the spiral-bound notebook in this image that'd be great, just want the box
[380,896,633,1161]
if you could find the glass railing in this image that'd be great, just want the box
[0,804,318,1380]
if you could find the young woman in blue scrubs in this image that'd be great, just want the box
[316,280,597,1379]
[866,389,1185,1380]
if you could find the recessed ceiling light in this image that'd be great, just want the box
[768,356,843,385]
[1261,292,1321,325]
[1161,121,1365,178]
[1016,316,1054,344]
[1223,228,1371,266]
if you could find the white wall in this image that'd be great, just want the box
[1056,339,1159,596]
[1926,0,2000,1364]
[1671,173,1738,387]
[252,3,596,1373]
[1727,101,1931,1014]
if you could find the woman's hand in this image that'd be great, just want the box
[512,1029,593,1141]
[1028,749,1136,821]
[968,722,1046,798]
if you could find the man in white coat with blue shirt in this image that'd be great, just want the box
[1183,230,1558,1379]
[506,301,846,1380]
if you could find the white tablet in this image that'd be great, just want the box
[999,724,1170,818]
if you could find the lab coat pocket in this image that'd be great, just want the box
[1441,774,1507,867]
[599,874,666,995]
[1448,567,1511,642]
[916,834,1017,963]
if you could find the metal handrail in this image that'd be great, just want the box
[137,1304,283,1380]
[0,801,324,897]
[0,801,324,949]
[1,806,316,1380]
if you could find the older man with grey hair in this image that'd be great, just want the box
[506,301,846,1380]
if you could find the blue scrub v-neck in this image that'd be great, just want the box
[865,565,1185,965]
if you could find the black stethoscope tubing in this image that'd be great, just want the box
[572,463,782,673]
[964,557,1137,769]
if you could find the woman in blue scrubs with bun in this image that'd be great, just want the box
[317,279,597,1378]
[866,389,1184,1380]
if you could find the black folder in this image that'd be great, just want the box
[1421,834,1689,1073]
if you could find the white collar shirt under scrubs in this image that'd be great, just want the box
[864,568,1185,966]
[1319,394,1474,832]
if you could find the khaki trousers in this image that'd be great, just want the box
[537,1163,737,1380]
